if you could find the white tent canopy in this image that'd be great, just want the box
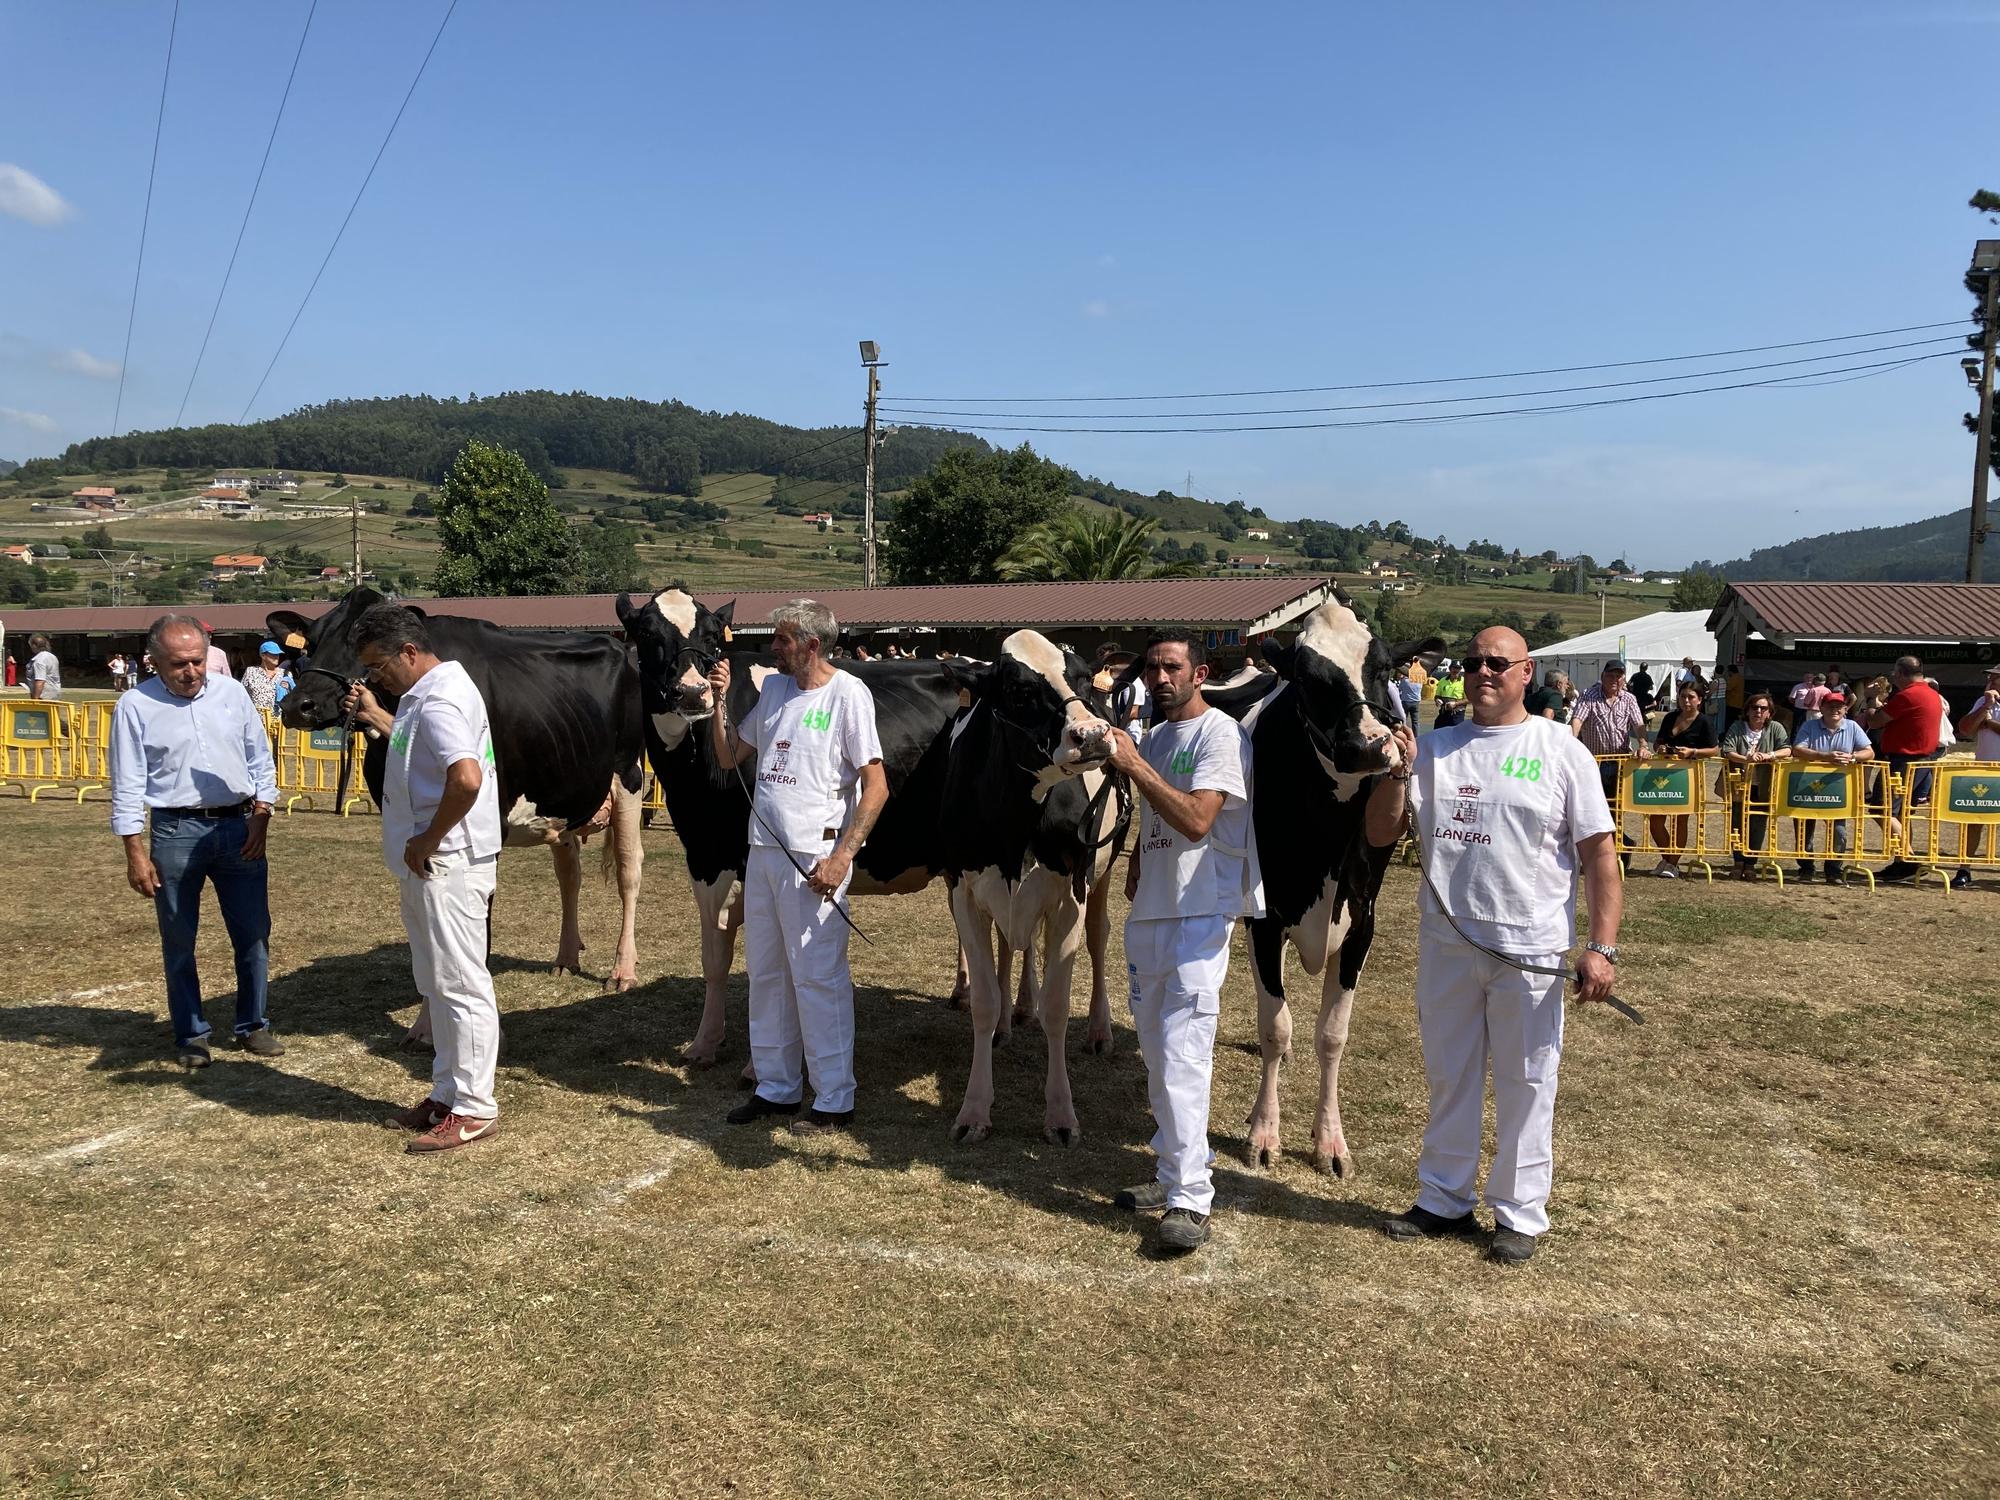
[1535,610,1717,689]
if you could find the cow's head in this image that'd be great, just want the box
[617,587,733,728]
[947,630,1113,795]
[1266,596,1442,783]
[268,588,388,729]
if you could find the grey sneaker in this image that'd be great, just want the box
[1382,1204,1480,1242]
[1156,1208,1210,1254]
[238,1027,285,1058]
[1114,1181,1169,1212]
[1489,1226,1538,1265]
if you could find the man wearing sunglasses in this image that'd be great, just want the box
[1364,627,1623,1266]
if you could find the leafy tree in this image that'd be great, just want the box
[80,526,115,552]
[998,509,1200,581]
[432,439,578,596]
[574,520,646,592]
[633,435,702,496]
[1670,568,1725,612]
[139,575,181,604]
[1534,610,1565,636]
[881,444,1070,584]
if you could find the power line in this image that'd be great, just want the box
[175,0,319,428]
[891,318,1969,405]
[879,349,1959,435]
[239,0,459,422]
[111,0,181,438]
[879,334,1965,423]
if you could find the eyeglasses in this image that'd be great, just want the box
[1461,655,1525,674]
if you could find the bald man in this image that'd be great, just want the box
[1364,627,1624,1266]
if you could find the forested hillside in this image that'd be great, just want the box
[36,392,990,493]
[1694,508,1968,582]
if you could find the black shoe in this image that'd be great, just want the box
[1489,1226,1538,1265]
[1157,1208,1210,1254]
[1115,1181,1169,1212]
[176,1041,211,1071]
[237,1026,285,1057]
[1795,861,1816,878]
[725,1094,802,1125]
[1878,860,1919,884]
[1822,865,1843,884]
[1382,1204,1480,1242]
[1952,867,1974,890]
[788,1108,854,1137]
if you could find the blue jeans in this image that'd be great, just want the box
[151,811,270,1046]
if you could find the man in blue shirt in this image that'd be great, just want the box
[1789,691,1874,883]
[110,615,282,1068]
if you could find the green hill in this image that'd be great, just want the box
[1695,508,1969,582]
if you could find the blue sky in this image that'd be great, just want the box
[2,0,1996,565]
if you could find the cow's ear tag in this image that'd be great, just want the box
[721,625,734,643]
[284,633,306,650]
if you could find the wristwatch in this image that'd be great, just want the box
[1584,941,1619,965]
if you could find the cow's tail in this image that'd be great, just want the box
[601,775,645,890]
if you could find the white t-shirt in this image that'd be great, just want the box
[738,669,883,854]
[29,650,60,699]
[1130,706,1257,922]
[382,659,502,876]
[1973,693,2000,761]
[1410,714,1614,955]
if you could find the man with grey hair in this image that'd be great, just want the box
[1870,654,1945,883]
[707,598,888,1135]
[110,614,281,1068]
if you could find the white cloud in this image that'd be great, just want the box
[50,347,120,380]
[0,164,75,227]
[1081,299,1111,319]
[0,406,59,435]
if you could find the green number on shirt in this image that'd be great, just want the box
[1501,755,1543,782]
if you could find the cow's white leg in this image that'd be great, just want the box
[1247,955,1291,1169]
[949,881,1003,1143]
[601,780,645,993]
[682,873,743,1067]
[1309,969,1358,1179]
[995,937,1016,1042]
[948,944,972,1009]
[1082,872,1113,1054]
[550,839,585,975]
[1011,934,1036,1031]
[1037,897,1085,1146]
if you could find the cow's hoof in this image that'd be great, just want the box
[945,990,968,1011]
[951,1119,991,1145]
[1311,1148,1357,1179]
[1044,1123,1079,1147]
[1244,1129,1282,1170]
[680,1039,723,1069]
[1083,1033,1112,1056]
[398,1033,434,1055]
[604,973,637,994]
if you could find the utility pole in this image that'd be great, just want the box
[860,341,884,589]
[350,487,362,582]
[1968,240,2000,583]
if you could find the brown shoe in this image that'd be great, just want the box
[406,1111,500,1155]
[788,1108,854,1137]
[237,1027,286,1058]
[385,1095,448,1132]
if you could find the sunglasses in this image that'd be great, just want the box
[1461,655,1525,674]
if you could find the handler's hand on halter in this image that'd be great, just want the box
[1574,948,1616,1004]
[706,658,731,703]
[341,681,378,719]
[1102,726,1143,775]
[1387,721,1417,778]
[806,849,851,900]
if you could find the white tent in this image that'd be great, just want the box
[1536,610,1717,688]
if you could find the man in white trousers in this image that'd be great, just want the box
[343,604,505,1156]
[1103,628,1257,1256]
[708,599,887,1137]
[1364,625,1623,1265]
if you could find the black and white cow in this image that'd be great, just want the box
[272,588,648,992]
[1208,595,1439,1176]
[940,631,1129,1145]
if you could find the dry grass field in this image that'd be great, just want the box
[2,797,1996,1498]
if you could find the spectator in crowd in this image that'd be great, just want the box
[1396,664,1423,721]
[1791,691,1874,883]
[105,650,127,691]
[1721,691,1790,879]
[1561,676,1580,718]
[1527,669,1569,721]
[1570,660,1649,866]
[1721,664,1744,733]
[1648,681,1719,877]
[851,643,873,662]
[1824,666,1848,701]
[26,633,60,701]
[110,615,281,1068]
[197,622,231,681]
[1432,662,1467,728]
[239,641,292,714]
[1407,655,1430,696]
[1628,663,1656,709]
[1870,656,1946,884]
[1095,645,1145,733]
[1951,664,2000,888]
[1788,669,1826,732]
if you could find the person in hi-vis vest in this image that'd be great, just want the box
[1363,625,1623,1266]
[1103,628,1260,1257]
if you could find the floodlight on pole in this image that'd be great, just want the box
[860,341,886,588]
[1968,243,2000,582]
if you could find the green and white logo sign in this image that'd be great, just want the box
[1783,770,1847,810]
[1627,765,1693,809]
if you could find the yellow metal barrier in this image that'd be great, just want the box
[1616,756,1734,881]
[65,700,115,802]
[1732,761,1896,891]
[1899,760,2000,889]
[271,721,373,815]
[0,701,80,801]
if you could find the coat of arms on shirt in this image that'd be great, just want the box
[768,738,792,775]
[1451,783,1481,824]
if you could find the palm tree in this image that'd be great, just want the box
[997,508,1202,581]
